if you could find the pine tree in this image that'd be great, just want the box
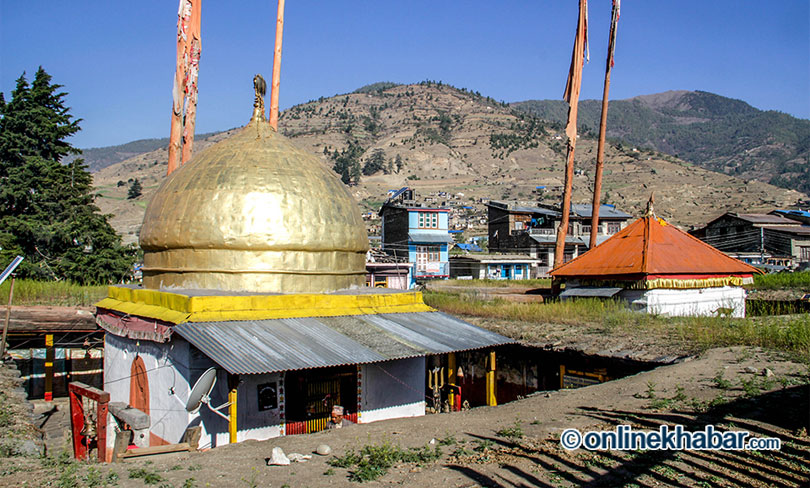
[362,148,386,176]
[0,67,137,284]
[331,139,364,185]
[127,179,142,199]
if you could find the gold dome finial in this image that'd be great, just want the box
[252,74,267,123]
[139,80,368,293]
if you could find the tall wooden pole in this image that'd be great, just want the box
[168,1,189,175]
[268,0,285,130]
[554,0,588,268]
[181,1,202,165]
[168,0,202,176]
[589,0,620,250]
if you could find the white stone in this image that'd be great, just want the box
[316,444,332,456]
[267,447,290,465]
[287,453,312,463]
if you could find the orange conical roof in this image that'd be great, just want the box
[550,215,761,280]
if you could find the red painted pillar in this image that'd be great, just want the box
[68,387,86,460]
[97,398,108,463]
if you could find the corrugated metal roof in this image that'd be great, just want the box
[512,206,560,216]
[550,215,762,278]
[409,232,454,244]
[766,226,810,235]
[560,287,622,298]
[531,234,587,245]
[173,312,515,374]
[571,204,633,219]
[736,213,798,225]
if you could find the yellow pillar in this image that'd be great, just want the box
[447,353,456,410]
[486,350,497,406]
[44,334,54,402]
[228,375,238,444]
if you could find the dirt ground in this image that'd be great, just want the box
[2,346,807,488]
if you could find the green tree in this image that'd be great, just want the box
[331,139,363,185]
[0,67,137,284]
[362,148,386,176]
[394,154,404,173]
[127,179,142,199]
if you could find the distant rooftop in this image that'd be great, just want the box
[488,201,631,219]
[735,213,799,225]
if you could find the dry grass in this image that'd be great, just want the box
[0,280,107,307]
[424,290,810,359]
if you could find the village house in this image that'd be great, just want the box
[365,248,415,289]
[487,201,632,276]
[95,112,513,458]
[380,187,454,280]
[449,254,541,280]
[690,211,810,267]
[550,200,761,318]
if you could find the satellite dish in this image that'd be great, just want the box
[186,367,218,413]
[186,367,231,421]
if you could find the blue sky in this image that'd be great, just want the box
[2,1,808,148]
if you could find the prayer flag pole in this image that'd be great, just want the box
[554,0,588,268]
[589,0,620,250]
[268,0,285,130]
[168,0,202,175]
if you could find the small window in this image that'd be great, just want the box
[417,212,439,229]
[607,222,621,234]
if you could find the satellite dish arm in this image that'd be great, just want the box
[206,399,232,422]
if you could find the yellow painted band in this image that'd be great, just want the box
[97,287,434,324]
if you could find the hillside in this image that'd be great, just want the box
[512,91,810,195]
[64,132,220,173]
[91,83,807,244]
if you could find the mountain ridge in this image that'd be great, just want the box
[88,82,807,245]
[512,90,810,194]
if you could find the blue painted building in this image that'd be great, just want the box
[379,188,453,280]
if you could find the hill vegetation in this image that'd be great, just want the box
[90,82,806,244]
[63,131,220,173]
[512,90,810,195]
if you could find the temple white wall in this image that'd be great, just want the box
[360,357,425,423]
[105,335,427,450]
[620,286,746,318]
[104,334,193,452]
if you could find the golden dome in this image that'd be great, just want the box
[139,120,368,293]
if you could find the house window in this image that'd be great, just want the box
[416,245,441,271]
[607,222,621,234]
[582,225,591,235]
[801,246,810,262]
[417,211,439,229]
[514,221,524,231]
[568,222,574,234]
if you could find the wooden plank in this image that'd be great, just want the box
[7,306,97,333]
[69,381,110,403]
[112,430,132,463]
[120,443,192,459]
[181,426,202,451]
